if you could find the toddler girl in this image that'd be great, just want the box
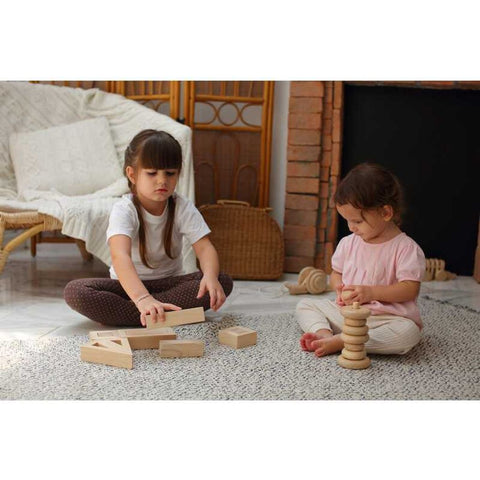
[64,129,233,327]
[297,163,425,357]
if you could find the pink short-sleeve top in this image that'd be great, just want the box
[331,232,426,328]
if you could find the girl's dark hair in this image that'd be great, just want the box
[334,163,404,225]
[124,129,182,268]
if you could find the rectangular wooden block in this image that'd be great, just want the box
[146,307,205,329]
[158,340,205,358]
[80,337,133,369]
[89,327,177,349]
[218,326,257,349]
[124,327,177,349]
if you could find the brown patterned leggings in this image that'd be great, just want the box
[64,271,233,327]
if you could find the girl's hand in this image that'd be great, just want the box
[342,285,374,305]
[197,274,226,311]
[335,283,346,306]
[136,295,181,326]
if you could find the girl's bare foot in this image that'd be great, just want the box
[300,329,333,352]
[310,334,344,357]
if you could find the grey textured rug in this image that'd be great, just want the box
[1,298,479,400]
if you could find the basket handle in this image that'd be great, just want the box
[216,199,273,213]
[217,199,250,207]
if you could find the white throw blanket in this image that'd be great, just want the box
[0,82,196,269]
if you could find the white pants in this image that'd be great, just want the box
[295,298,421,355]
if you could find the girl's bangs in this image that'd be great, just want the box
[139,136,182,170]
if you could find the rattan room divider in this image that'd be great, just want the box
[184,81,274,208]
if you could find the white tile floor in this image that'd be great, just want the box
[1,239,479,340]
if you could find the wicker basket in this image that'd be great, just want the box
[199,200,284,280]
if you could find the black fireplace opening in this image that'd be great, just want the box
[339,84,479,276]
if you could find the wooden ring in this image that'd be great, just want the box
[338,355,371,369]
[344,342,365,351]
[342,324,369,336]
[341,333,369,344]
[344,318,367,327]
[341,348,366,360]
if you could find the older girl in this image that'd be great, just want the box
[65,129,232,326]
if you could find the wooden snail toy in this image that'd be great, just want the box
[422,258,457,282]
[284,266,328,295]
[338,291,371,370]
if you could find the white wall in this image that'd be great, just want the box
[269,81,290,230]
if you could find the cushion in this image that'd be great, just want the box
[9,117,123,198]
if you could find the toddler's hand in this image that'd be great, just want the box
[342,285,373,305]
[197,274,226,311]
[136,295,181,326]
[335,283,346,306]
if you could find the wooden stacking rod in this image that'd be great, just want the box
[145,307,205,329]
[338,302,371,370]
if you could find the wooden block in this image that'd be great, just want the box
[146,307,205,329]
[89,329,120,340]
[80,337,133,369]
[89,327,177,349]
[158,340,205,358]
[122,328,176,349]
[218,326,257,349]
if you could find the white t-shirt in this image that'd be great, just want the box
[106,193,211,280]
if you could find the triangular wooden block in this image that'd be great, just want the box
[93,338,131,353]
[80,337,133,369]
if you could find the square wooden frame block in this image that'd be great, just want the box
[89,327,176,349]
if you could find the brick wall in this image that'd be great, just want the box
[284,81,340,273]
[284,80,480,274]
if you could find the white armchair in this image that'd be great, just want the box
[0,81,195,274]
